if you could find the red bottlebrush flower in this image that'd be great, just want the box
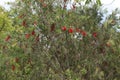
[81,31,87,37]
[5,35,11,41]
[92,32,97,38]
[50,23,55,32]
[25,34,31,39]
[61,26,67,31]
[12,65,15,71]
[22,20,26,27]
[15,57,19,63]
[68,28,73,33]
[32,30,35,35]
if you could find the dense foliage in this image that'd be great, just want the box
[0,0,120,80]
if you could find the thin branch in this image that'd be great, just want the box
[0,18,5,32]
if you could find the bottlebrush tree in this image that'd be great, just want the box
[1,0,120,80]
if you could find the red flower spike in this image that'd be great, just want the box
[50,23,55,32]
[12,65,15,71]
[92,32,97,38]
[32,30,35,35]
[68,28,73,33]
[61,26,67,31]
[5,35,11,41]
[81,31,87,37]
[25,34,31,39]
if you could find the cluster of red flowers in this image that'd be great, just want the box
[19,16,95,38]
[12,64,15,71]
[11,57,32,71]
[4,25,97,42]
[5,30,37,42]
[25,30,36,39]
[22,20,26,27]
[11,57,19,71]
[21,19,37,27]
[61,26,87,37]
[92,32,97,38]
[5,35,11,41]
[61,26,98,38]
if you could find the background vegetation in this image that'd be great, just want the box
[0,0,120,80]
